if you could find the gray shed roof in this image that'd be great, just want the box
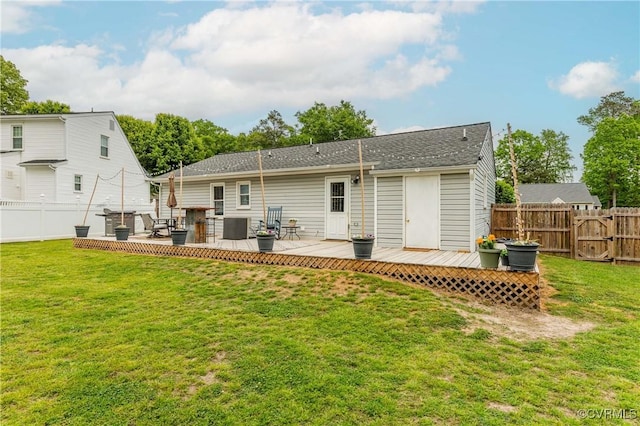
[520,183,596,204]
[166,122,491,179]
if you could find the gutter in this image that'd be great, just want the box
[151,162,379,183]
[370,164,478,176]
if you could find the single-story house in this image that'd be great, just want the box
[155,122,496,252]
[519,183,601,210]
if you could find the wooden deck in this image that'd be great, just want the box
[74,235,540,310]
[104,234,486,269]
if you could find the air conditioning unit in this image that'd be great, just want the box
[222,217,251,240]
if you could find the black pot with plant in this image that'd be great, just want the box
[257,231,276,252]
[505,241,539,271]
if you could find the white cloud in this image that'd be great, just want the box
[631,70,640,83]
[4,2,474,121]
[549,61,620,99]
[0,1,61,34]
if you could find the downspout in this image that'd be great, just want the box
[469,168,475,252]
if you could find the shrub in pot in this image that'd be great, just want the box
[115,225,130,241]
[505,240,539,272]
[476,234,500,268]
[352,234,375,260]
[257,230,276,252]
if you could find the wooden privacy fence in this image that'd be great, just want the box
[491,204,640,264]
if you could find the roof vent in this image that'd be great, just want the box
[462,128,468,141]
[316,146,320,155]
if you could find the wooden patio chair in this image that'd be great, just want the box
[254,206,282,239]
[140,213,169,237]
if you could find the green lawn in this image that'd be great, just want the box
[1,240,639,425]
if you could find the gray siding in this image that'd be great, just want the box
[376,176,403,247]
[474,129,496,243]
[167,171,374,240]
[440,173,471,251]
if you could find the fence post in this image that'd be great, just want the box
[40,193,45,241]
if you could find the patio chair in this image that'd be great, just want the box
[140,213,169,237]
[252,206,282,239]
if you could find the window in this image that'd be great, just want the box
[74,175,83,192]
[212,184,224,215]
[100,135,109,157]
[237,181,250,208]
[330,182,345,212]
[12,126,23,150]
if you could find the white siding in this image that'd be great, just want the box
[1,113,149,206]
[25,167,56,201]
[440,173,471,251]
[376,176,403,247]
[350,173,375,238]
[474,129,496,245]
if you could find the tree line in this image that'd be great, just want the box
[2,55,638,206]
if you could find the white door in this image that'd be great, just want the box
[405,175,439,249]
[325,177,350,240]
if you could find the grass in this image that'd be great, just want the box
[1,241,639,425]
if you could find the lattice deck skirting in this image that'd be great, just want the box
[74,239,541,310]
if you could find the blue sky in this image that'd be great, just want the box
[2,1,639,179]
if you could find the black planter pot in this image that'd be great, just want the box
[257,234,276,252]
[500,254,510,268]
[352,237,375,259]
[505,243,539,272]
[75,225,90,238]
[171,229,188,246]
[115,226,130,241]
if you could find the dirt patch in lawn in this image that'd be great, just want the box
[452,299,595,341]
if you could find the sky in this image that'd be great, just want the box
[1,1,639,180]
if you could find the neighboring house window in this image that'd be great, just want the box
[212,184,224,215]
[100,135,109,157]
[12,126,23,150]
[74,175,83,192]
[237,181,250,208]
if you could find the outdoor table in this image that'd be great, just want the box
[282,225,301,240]
[184,206,213,243]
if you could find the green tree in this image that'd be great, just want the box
[20,100,71,114]
[192,119,237,157]
[248,110,296,149]
[117,115,156,172]
[150,113,205,173]
[495,129,575,185]
[577,91,640,133]
[582,115,640,207]
[495,180,515,204]
[295,100,376,143]
[0,56,29,114]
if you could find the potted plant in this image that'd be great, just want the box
[171,162,188,245]
[503,123,539,272]
[288,218,298,226]
[75,175,99,237]
[477,234,500,268]
[505,238,539,272]
[114,167,129,241]
[352,140,375,260]
[115,224,130,241]
[256,229,276,252]
[352,233,375,259]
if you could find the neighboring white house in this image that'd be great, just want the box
[0,111,149,204]
[0,112,150,242]
[153,122,496,252]
[519,183,601,210]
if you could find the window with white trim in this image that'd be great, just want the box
[237,181,250,209]
[211,184,224,215]
[100,135,109,157]
[12,125,23,150]
[74,175,83,192]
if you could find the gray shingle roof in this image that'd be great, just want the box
[520,183,595,204]
[170,122,490,178]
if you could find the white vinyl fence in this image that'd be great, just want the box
[0,198,155,243]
